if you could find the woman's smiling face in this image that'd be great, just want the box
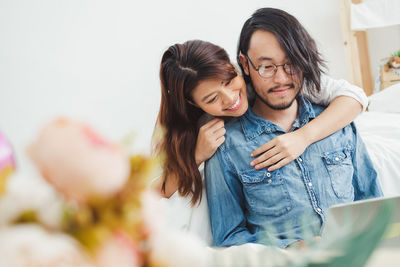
[191,75,248,117]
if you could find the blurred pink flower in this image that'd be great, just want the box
[0,131,15,172]
[94,231,141,267]
[0,224,94,267]
[0,131,15,195]
[28,118,130,202]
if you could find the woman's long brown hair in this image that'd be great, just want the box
[155,40,237,205]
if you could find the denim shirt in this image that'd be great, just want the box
[205,96,382,248]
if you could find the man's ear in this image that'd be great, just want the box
[239,54,250,76]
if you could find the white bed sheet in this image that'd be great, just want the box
[356,89,400,196]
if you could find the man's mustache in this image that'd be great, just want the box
[268,84,295,93]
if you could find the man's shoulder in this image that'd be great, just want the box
[310,102,326,117]
[299,93,327,119]
[222,116,248,149]
[224,116,242,132]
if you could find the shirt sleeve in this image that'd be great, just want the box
[205,147,258,247]
[350,123,383,200]
[302,75,369,111]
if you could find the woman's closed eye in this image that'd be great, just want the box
[206,95,218,104]
[223,79,232,86]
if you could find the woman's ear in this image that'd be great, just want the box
[239,54,250,76]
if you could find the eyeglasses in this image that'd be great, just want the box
[245,55,296,78]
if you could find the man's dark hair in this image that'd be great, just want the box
[237,8,326,94]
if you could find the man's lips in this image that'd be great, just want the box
[268,84,294,95]
[271,88,289,95]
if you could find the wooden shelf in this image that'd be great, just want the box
[380,68,400,90]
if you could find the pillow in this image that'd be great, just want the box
[368,83,400,113]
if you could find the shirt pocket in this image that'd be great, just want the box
[322,149,354,199]
[239,169,292,216]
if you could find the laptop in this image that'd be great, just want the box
[321,195,400,247]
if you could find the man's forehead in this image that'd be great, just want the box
[248,30,287,61]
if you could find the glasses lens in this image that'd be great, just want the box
[284,64,296,75]
[259,64,275,78]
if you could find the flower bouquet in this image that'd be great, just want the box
[0,118,202,267]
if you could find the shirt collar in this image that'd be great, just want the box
[240,95,316,141]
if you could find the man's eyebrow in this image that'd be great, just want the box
[257,56,289,61]
[257,56,273,61]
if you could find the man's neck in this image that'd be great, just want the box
[252,98,299,132]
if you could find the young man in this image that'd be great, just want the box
[205,8,382,248]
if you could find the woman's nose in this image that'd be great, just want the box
[221,88,235,104]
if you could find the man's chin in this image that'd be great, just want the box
[267,101,295,110]
[262,96,298,110]
[254,87,300,111]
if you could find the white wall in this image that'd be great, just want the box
[0,0,396,171]
[360,0,400,86]
[368,25,400,83]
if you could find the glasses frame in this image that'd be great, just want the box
[245,55,294,78]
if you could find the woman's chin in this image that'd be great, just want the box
[216,106,247,117]
[228,101,248,117]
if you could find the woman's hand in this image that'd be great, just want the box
[286,236,321,250]
[195,118,226,166]
[250,129,311,171]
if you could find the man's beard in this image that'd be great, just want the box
[253,83,300,110]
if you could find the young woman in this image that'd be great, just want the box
[153,40,368,245]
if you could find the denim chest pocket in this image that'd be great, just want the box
[239,169,292,216]
[322,149,354,199]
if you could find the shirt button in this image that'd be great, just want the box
[267,179,272,184]
[267,127,271,132]
[302,119,306,123]
[266,172,271,177]
[316,208,322,213]
[308,182,312,187]
[335,157,340,161]
[298,158,303,162]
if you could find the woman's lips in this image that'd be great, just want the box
[225,93,242,111]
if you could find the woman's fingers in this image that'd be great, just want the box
[215,135,226,146]
[202,118,224,130]
[267,158,290,172]
[254,152,284,170]
[202,120,224,138]
[213,127,226,138]
[250,131,309,171]
[210,121,225,133]
[251,139,275,157]
[195,119,226,165]
[250,146,279,167]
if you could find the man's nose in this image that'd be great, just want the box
[273,65,290,84]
